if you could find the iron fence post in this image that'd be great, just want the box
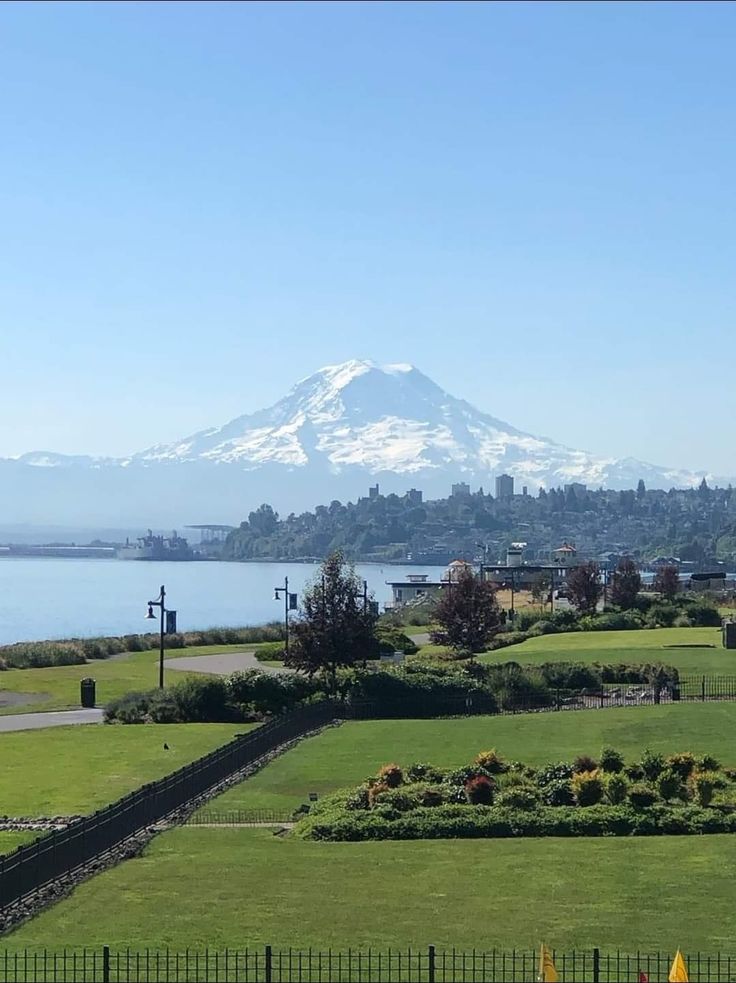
[265,944,272,983]
[428,944,436,983]
[592,946,600,983]
[102,945,110,983]
[702,675,706,701]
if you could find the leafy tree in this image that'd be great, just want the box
[636,479,646,500]
[653,564,679,601]
[430,569,501,655]
[609,558,642,610]
[287,550,379,689]
[566,561,603,615]
[248,503,279,536]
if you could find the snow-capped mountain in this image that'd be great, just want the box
[0,360,720,526]
[130,359,708,489]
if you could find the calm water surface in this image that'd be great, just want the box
[0,559,445,645]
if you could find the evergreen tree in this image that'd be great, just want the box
[430,569,501,655]
[609,557,642,609]
[287,550,379,688]
[567,561,603,615]
[636,479,646,500]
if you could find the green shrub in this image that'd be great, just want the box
[640,748,665,781]
[171,677,232,722]
[496,784,539,810]
[374,626,419,655]
[571,770,605,806]
[698,754,721,773]
[369,787,418,813]
[536,663,601,690]
[691,770,719,807]
[420,787,445,807]
[253,641,286,662]
[645,603,678,628]
[406,762,445,783]
[104,690,151,724]
[624,762,645,781]
[599,746,625,773]
[123,634,145,652]
[582,611,645,632]
[656,769,683,802]
[146,690,182,723]
[605,773,629,805]
[629,783,657,808]
[536,762,574,787]
[541,779,575,806]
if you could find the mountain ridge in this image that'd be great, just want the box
[0,360,726,525]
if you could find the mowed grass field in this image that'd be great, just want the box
[0,643,254,715]
[0,723,249,815]
[8,827,736,951]
[207,703,736,814]
[477,626,728,673]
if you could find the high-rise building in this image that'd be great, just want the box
[368,484,380,500]
[451,482,471,497]
[495,474,514,499]
[406,488,423,506]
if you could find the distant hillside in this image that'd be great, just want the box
[223,481,736,568]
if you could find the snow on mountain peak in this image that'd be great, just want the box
[99,359,716,492]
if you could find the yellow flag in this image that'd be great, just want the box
[668,949,689,982]
[538,943,559,982]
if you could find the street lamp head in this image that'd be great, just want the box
[273,589,279,601]
[145,604,156,620]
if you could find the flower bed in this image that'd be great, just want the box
[294,746,736,841]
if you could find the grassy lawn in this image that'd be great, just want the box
[0,831,41,855]
[206,703,736,814]
[0,723,249,816]
[0,643,254,715]
[477,627,728,673]
[5,827,736,950]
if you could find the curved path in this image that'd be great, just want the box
[0,708,104,733]
[166,650,294,677]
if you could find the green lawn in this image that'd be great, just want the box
[0,643,252,715]
[0,831,41,855]
[6,827,736,950]
[477,627,728,673]
[0,723,249,816]
[206,703,736,814]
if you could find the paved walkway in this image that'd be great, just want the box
[0,708,104,733]
[167,651,294,677]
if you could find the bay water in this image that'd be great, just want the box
[0,558,445,646]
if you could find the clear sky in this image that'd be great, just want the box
[1,1,735,473]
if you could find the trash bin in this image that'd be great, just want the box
[80,678,96,708]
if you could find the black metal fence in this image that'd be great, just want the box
[0,702,337,911]
[2,946,736,982]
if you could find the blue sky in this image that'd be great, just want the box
[1,1,735,473]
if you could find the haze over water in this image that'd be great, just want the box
[0,559,444,646]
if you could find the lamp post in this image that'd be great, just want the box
[475,542,490,580]
[274,577,297,660]
[145,585,175,689]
